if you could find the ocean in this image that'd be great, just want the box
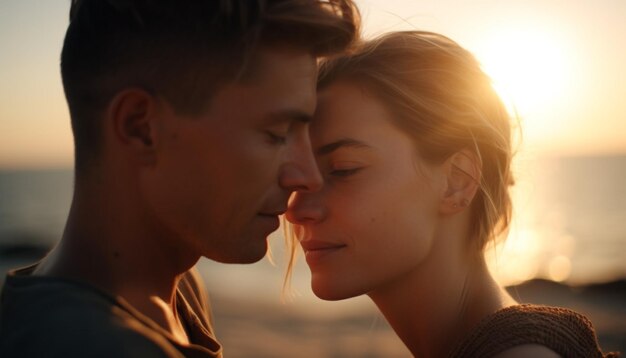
[1,154,625,303]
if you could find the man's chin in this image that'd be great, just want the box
[204,242,269,264]
[210,254,267,265]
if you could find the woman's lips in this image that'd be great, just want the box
[300,240,347,264]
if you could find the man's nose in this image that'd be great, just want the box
[279,162,323,193]
[279,138,323,193]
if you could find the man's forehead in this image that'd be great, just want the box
[203,49,318,118]
[239,46,317,84]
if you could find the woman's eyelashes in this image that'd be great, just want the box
[330,167,362,177]
[328,162,366,178]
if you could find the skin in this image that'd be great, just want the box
[287,81,521,357]
[33,46,322,344]
[288,82,444,301]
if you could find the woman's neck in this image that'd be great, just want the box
[368,240,516,357]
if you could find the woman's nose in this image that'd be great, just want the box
[285,191,326,225]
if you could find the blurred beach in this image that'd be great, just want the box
[1,154,625,356]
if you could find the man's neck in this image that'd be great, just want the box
[33,184,199,344]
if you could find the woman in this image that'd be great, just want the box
[285,31,617,357]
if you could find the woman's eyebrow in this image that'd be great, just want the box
[316,138,371,156]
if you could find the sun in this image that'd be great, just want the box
[475,27,571,122]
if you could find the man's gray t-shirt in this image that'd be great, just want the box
[0,265,222,357]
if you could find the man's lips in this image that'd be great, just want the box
[258,209,287,217]
[256,210,285,234]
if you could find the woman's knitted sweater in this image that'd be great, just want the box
[449,304,620,357]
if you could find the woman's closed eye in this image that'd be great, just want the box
[328,161,366,178]
[330,167,362,177]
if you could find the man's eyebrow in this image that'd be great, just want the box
[316,138,371,156]
[268,109,313,124]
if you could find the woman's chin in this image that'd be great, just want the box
[311,280,363,301]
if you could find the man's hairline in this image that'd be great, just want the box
[235,42,319,84]
[184,43,320,116]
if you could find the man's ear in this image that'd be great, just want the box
[106,89,160,165]
[440,149,481,215]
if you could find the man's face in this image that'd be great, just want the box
[142,47,321,264]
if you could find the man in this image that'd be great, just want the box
[0,1,358,356]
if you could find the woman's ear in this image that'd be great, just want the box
[106,88,160,166]
[440,149,481,215]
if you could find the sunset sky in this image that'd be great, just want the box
[1,0,625,169]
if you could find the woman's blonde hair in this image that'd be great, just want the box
[284,31,515,291]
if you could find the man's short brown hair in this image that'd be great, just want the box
[62,0,359,170]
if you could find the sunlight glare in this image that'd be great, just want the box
[476,27,571,122]
[486,229,542,286]
[548,255,572,282]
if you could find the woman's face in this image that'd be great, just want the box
[287,81,446,300]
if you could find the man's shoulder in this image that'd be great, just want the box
[1,320,180,358]
[0,275,182,357]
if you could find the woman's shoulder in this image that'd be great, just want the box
[449,304,616,358]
